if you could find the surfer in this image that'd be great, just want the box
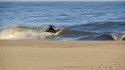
[46,25,56,33]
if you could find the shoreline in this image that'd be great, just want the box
[0,40,124,47]
[0,40,125,70]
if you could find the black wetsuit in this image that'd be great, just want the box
[46,25,56,33]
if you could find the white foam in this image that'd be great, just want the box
[110,33,125,41]
[0,26,55,40]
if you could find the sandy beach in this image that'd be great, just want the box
[0,40,125,70]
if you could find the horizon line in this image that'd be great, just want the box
[0,0,125,2]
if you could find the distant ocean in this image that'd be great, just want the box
[0,1,125,41]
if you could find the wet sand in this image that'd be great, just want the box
[0,40,125,70]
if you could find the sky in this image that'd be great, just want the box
[0,0,125,1]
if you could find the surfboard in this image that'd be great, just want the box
[54,28,63,36]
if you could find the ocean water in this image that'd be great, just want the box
[0,1,125,41]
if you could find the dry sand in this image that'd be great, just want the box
[0,40,125,70]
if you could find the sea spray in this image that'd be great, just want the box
[0,26,125,41]
[110,33,125,41]
[0,26,55,39]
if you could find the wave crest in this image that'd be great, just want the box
[110,33,125,41]
[96,33,125,41]
[0,26,56,40]
[0,26,124,41]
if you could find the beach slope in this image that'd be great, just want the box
[0,40,125,70]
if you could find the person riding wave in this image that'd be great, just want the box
[46,25,56,33]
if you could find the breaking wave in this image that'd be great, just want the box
[0,26,95,40]
[0,26,58,40]
[0,26,125,41]
[109,33,125,41]
[78,33,125,41]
